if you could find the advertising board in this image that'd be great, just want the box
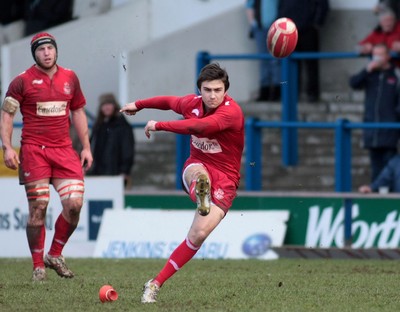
[126,194,400,249]
[0,177,124,257]
[94,209,289,259]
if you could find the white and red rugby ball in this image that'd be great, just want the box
[267,17,298,58]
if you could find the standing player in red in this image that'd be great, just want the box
[120,63,244,303]
[0,32,93,281]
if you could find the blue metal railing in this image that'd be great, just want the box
[245,118,400,192]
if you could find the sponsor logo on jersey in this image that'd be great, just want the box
[191,135,222,154]
[36,101,67,116]
[63,82,71,95]
[24,172,31,177]
[32,79,43,85]
[225,101,230,106]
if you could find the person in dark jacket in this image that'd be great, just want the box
[350,43,400,182]
[359,154,400,193]
[278,0,330,103]
[89,93,135,188]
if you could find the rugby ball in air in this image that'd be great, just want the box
[267,17,298,58]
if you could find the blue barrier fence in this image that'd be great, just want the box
[245,118,400,192]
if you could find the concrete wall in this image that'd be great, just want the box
[320,9,377,98]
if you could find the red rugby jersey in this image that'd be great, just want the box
[6,65,86,147]
[135,94,244,186]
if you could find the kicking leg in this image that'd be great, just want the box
[142,204,224,303]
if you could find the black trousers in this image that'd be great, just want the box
[369,147,398,183]
[296,26,320,98]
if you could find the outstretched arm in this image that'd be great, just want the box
[144,116,222,139]
[121,96,183,116]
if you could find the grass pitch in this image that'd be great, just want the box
[0,258,400,311]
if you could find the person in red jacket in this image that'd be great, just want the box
[121,63,244,303]
[358,9,400,55]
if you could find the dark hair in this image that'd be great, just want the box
[196,63,230,91]
[93,93,121,130]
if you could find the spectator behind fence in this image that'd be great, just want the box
[88,93,135,189]
[357,9,400,55]
[349,43,400,183]
[277,0,330,103]
[359,154,400,193]
[24,0,74,36]
[245,0,281,102]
